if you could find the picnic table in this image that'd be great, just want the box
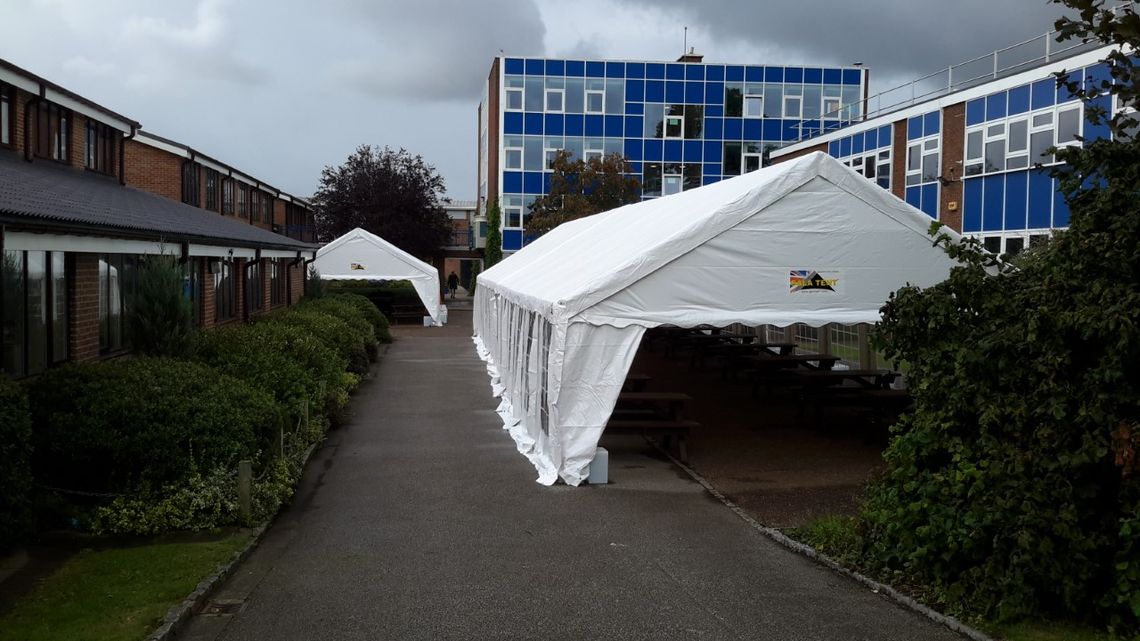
[693,341,796,370]
[739,353,840,395]
[607,391,696,462]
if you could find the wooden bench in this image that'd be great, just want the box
[605,418,696,463]
[390,304,426,324]
[608,391,696,462]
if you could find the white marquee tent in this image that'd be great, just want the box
[472,151,963,486]
[313,227,443,323]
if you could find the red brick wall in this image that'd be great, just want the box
[486,58,500,208]
[939,103,965,232]
[124,139,183,201]
[201,261,216,329]
[9,86,28,153]
[769,141,828,165]
[891,118,908,201]
[288,261,304,304]
[69,253,100,362]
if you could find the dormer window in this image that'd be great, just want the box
[36,102,70,162]
[85,121,116,174]
[0,83,12,147]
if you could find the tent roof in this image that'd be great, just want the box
[479,151,960,326]
[313,227,442,322]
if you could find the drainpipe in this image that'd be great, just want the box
[119,124,136,186]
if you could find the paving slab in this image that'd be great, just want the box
[176,310,965,641]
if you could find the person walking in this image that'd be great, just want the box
[447,271,459,299]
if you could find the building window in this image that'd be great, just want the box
[181,162,201,206]
[214,259,236,322]
[223,178,234,215]
[585,78,604,114]
[2,251,67,378]
[725,83,743,117]
[205,168,220,212]
[664,113,684,139]
[964,103,1081,177]
[545,84,564,113]
[245,260,262,315]
[744,93,763,118]
[262,191,274,223]
[783,89,803,119]
[99,254,137,354]
[185,257,204,326]
[237,183,248,219]
[36,102,70,162]
[662,170,682,196]
[505,76,523,111]
[907,136,940,186]
[85,121,116,174]
[504,145,522,170]
[1,83,14,146]
[250,189,260,223]
[723,142,742,176]
[270,259,286,307]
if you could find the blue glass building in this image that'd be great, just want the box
[477,54,868,251]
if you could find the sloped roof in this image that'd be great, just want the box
[0,151,315,251]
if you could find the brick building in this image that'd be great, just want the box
[770,34,1113,256]
[0,58,317,379]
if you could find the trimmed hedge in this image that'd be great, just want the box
[326,280,422,322]
[26,358,279,496]
[0,376,33,550]
[324,292,392,343]
[262,308,372,375]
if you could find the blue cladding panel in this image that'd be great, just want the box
[624,138,642,160]
[829,141,841,157]
[626,79,644,102]
[924,111,940,136]
[1008,85,1031,115]
[852,133,864,154]
[744,119,762,140]
[545,59,564,76]
[705,82,724,105]
[746,66,763,82]
[921,184,938,218]
[986,92,1007,121]
[804,68,823,84]
[706,104,723,117]
[704,162,721,175]
[908,115,923,140]
[781,120,799,141]
[505,58,525,74]
[543,173,552,193]
[705,117,723,139]
[564,114,583,136]
[503,172,522,193]
[966,99,986,126]
[666,81,684,103]
[1085,63,1112,94]
[625,116,643,137]
[504,112,523,134]
[840,136,852,157]
[724,118,743,139]
[878,125,892,148]
[544,114,563,135]
[565,60,584,77]
[503,230,522,251]
[584,115,604,136]
[982,174,1005,231]
[644,139,663,161]
[1028,169,1053,228]
[684,141,702,162]
[763,119,781,141]
[664,140,682,162]
[626,62,645,79]
[605,115,623,136]
[726,65,744,81]
[905,186,921,209]
[625,102,644,115]
[785,67,803,83]
[1031,79,1055,110]
[686,81,704,103]
[525,59,544,75]
[765,66,783,83]
[823,68,842,85]
[629,162,642,173]
[704,141,721,161]
[843,68,862,85]
[706,65,725,81]
[646,80,665,103]
[667,64,685,80]
[963,178,983,233]
[523,172,543,194]
[646,63,665,79]
[606,61,625,77]
[1004,171,1028,231]
[524,113,543,135]
[686,64,704,80]
[1053,179,1070,227]
[586,61,605,77]
[1086,94,1112,142]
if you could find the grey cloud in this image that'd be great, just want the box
[327,0,546,102]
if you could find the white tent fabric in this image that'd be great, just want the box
[473,151,963,485]
[313,227,442,323]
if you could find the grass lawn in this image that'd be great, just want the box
[982,622,1116,641]
[0,530,252,641]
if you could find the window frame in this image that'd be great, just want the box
[214,259,237,323]
[36,102,70,163]
[0,82,12,147]
[906,133,941,186]
[223,178,234,215]
[85,120,116,175]
[205,168,220,212]
[585,79,605,114]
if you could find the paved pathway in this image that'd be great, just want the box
[177,313,964,641]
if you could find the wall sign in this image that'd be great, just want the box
[789,270,840,293]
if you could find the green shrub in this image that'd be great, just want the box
[299,297,380,359]
[467,261,480,296]
[792,515,862,565]
[26,358,279,496]
[325,292,391,343]
[128,254,195,357]
[326,280,421,321]
[0,376,33,550]
[264,308,371,375]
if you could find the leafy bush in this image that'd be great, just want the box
[263,307,371,375]
[299,297,381,359]
[327,280,421,321]
[128,254,195,357]
[26,358,279,496]
[325,292,391,343]
[467,261,480,296]
[793,515,862,565]
[0,376,33,550]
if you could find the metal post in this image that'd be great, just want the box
[1045,32,1051,62]
[238,460,252,523]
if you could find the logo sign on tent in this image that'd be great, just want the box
[789,270,840,294]
[351,263,366,270]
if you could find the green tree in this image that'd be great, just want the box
[859,2,1140,632]
[128,254,194,357]
[525,151,641,236]
[484,199,503,267]
[312,145,452,259]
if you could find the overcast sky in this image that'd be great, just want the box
[1,0,1073,200]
